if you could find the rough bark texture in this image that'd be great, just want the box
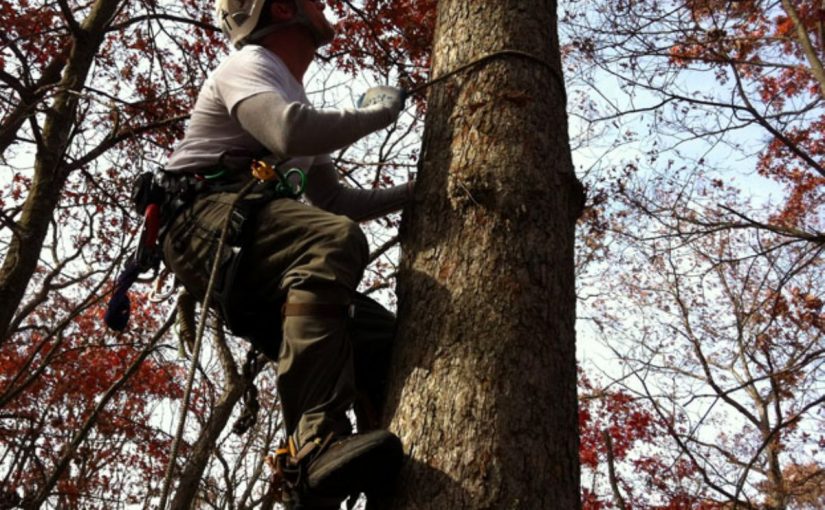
[379,1,583,509]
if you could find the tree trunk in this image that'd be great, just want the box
[0,0,122,343]
[168,378,249,510]
[380,1,583,509]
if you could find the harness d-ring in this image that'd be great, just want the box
[277,168,307,197]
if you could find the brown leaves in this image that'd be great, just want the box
[326,0,436,99]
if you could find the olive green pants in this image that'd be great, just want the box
[163,191,376,446]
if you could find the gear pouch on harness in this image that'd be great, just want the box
[104,171,182,331]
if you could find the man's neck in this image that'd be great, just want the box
[260,29,315,83]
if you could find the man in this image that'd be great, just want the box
[161,0,409,506]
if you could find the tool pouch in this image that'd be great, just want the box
[132,172,167,215]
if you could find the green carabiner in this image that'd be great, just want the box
[276,168,307,198]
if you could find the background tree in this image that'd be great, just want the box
[563,1,825,508]
[0,0,235,505]
[588,187,824,508]
[562,0,824,242]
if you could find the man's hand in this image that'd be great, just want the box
[357,86,406,119]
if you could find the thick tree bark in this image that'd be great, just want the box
[0,0,122,342]
[379,1,582,509]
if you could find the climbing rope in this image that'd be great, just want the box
[406,48,566,101]
[156,178,258,510]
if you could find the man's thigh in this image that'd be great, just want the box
[239,197,368,305]
[163,192,366,311]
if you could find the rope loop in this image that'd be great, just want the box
[408,48,567,104]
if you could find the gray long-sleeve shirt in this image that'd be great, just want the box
[166,45,410,221]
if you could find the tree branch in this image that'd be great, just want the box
[780,0,825,99]
[107,13,218,33]
[602,430,628,510]
[24,310,174,509]
[731,63,825,178]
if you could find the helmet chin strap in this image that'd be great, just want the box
[245,0,331,48]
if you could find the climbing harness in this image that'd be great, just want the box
[155,176,253,509]
[153,157,310,510]
[157,179,248,507]
[101,157,305,508]
[148,269,176,303]
[251,160,307,198]
[103,159,304,333]
[103,176,164,330]
[103,171,202,331]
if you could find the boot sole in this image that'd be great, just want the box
[307,430,403,497]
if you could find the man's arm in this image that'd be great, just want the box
[304,162,412,222]
[235,91,401,158]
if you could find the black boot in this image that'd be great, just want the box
[282,489,343,510]
[273,430,403,507]
[306,429,403,498]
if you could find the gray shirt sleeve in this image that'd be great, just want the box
[235,91,411,220]
[234,91,395,158]
[304,162,411,222]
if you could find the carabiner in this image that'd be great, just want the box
[276,168,307,198]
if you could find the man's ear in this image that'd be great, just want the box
[268,0,295,22]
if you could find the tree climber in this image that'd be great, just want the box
[161,0,409,506]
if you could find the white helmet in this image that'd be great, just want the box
[215,0,333,49]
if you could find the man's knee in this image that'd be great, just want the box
[280,213,369,293]
[323,215,369,271]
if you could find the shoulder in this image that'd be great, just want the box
[215,45,288,80]
[211,46,301,99]
[208,46,301,111]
